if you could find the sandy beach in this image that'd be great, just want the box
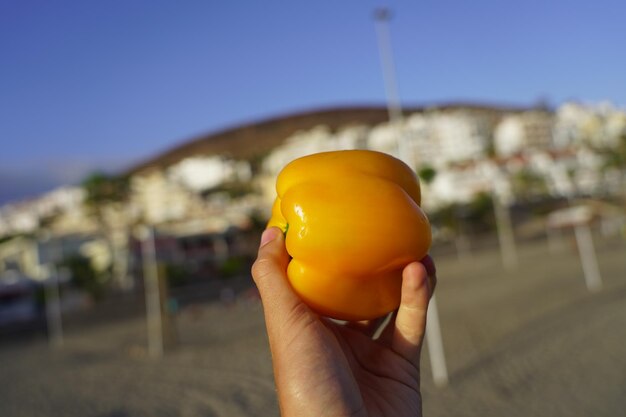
[1,232,625,417]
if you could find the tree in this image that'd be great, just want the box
[81,172,133,291]
[602,133,626,199]
[59,254,106,301]
[511,168,548,202]
[82,172,130,208]
[417,165,437,185]
[603,134,626,169]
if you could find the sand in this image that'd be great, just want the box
[1,231,625,416]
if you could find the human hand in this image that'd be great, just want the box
[251,227,436,417]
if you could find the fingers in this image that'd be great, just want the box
[251,227,293,305]
[390,261,432,367]
[251,228,305,326]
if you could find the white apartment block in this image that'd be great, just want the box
[168,156,252,192]
[494,111,554,157]
[131,170,204,224]
[403,111,491,168]
[553,102,626,149]
[0,186,86,237]
[263,125,369,176]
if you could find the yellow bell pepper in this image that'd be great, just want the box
[268,150,431,320]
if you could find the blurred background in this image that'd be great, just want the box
[1,1,625,416]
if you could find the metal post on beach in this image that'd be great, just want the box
[549,206,604,292]
[141,226,164,359]
[574,222,603,292]
[45,265,64,348]
[492,191,518,270]
[39,235,64,348]
[426,296,449,386]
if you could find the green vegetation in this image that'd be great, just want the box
[82,172,130,207]
[164,263,190,288]
[219,256,248,278]
[58,255,107,301]
[429,192,496,236]
[602,134,626,170]
[511,169,548,201]
[417,165,437,184]
[201,181,255,200]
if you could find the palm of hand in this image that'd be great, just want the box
[271,306,422,417]
[327,320,422,417]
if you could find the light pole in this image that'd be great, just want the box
[140,226,164,359]
[39,233,64,348]
[373,7,448,386]
[373,8,411,166]
[492,191,518,270]
[373,8,403,124]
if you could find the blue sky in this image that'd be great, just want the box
[1,0,625,202]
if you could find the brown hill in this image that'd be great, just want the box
[127,103,529,175]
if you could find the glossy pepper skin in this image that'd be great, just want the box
[267,150,432,321]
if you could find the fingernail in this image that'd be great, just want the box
[260,227,280,247]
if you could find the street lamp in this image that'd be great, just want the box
[373,7,448,387]
[373,8,403,125]
[373,8,412,167]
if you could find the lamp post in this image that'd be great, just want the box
[140,226,164,359]
[492,191,518,270]
[373,8,402,124]
[373,8,448,386]
[38,233,64,348]
[45,265,64,348]
[373,8,412,167]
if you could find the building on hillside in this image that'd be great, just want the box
[405,110,492,168]
[262,125,369,176]
[0,186,87,238]
[604,109,626,146]
[0,234,96,281]
[367,121,403,159]
[131,169,206,224]
[168,156,252,192]
[493,110,554,157]
[0,203,39,237]
[424,159,510,209]
[259,125,370,207]
[553,102,626,149]
[260,108,500,208]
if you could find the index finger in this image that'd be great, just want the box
[251,227,313,338]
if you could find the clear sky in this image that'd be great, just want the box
[1,0,625,203]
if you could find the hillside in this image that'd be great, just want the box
[127,103,529,175]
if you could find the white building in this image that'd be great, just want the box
[0,186,87,237]
[168,156,252,192]
[263,125,368,176]
[131,169,204,224]
[553,102,626,149]
[405,111,491,167]
[494,111,554,157]
[424,159,511,209]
